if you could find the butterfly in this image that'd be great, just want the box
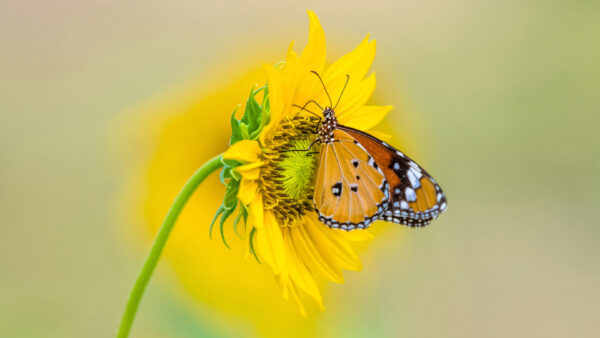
[296,71,447,231]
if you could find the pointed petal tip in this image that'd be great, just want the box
[286,41,297,59]
[300,9,326,74]
[361,33,376,44]
[360,34,377,55]
[306,10,322,30]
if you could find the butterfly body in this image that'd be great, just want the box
[316,107,337,144]
[312,104,447,230]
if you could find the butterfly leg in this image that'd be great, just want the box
[281,138,320,155]
[305,139,320,152]
[314,119,321,134]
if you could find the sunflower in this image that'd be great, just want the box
[117,11,403,337]
[219,10,393,314]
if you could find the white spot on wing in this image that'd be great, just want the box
[411,167,422,179]
[405,187,417,202]
[407,169,420,189]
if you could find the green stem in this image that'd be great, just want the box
[117,154,223,338]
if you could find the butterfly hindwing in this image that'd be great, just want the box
[339,125,447,227]
[313,130,389,230]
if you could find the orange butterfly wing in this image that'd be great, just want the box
[313,130,389,230]
[339,126,447,227]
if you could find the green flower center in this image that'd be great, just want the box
[261,115,320,226]
[279,138,318,200]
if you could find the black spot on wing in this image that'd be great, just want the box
[332,182,342,197]
[367,156,378,169]
[389,159,407,180]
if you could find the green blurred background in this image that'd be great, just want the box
[1,0,599,337]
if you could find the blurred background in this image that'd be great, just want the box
[1,0,599,337]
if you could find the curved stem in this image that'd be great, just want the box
[117,154,223,338]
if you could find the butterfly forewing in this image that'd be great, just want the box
[339,125,447,227]
[313,130,389,230]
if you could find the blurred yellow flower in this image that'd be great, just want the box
[118,68,324,337]
[115,10,409,337]
[220,10,393,314]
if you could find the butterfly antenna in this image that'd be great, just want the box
[311,70,333,108]
[292,103,320,118]
[334,74,350,110]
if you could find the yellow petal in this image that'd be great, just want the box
[292,65,327,112]
[260,11,326,141]
[286,41,296,60]
[282,227,324,308]
[335,72,376,119]
[244,193,263,260]
[254,211,286,275]
[223,140,261,163]
[285,42,323,123]
[300,10,326,74]
[247,192,263,230]
[283,44,302,116]
[291,224,345,284]
[303,217,362,271]
[262,64,287,143]
[235,161,264,180]
[238,178,259,205]
[285,281,308,317]
[339,105,393,131]
[284,42,299,87]
[323,35,376,88]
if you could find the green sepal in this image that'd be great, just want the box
[211,82,270,259]
[219,207,233,249]
[219,166,231,184]
[222,180,239,210]
[232,208,245,239]
[209,205,224,239]
[253,86,270,139]
[243,86,262,135]
[229,106,242,145]
[249,228,260,263]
